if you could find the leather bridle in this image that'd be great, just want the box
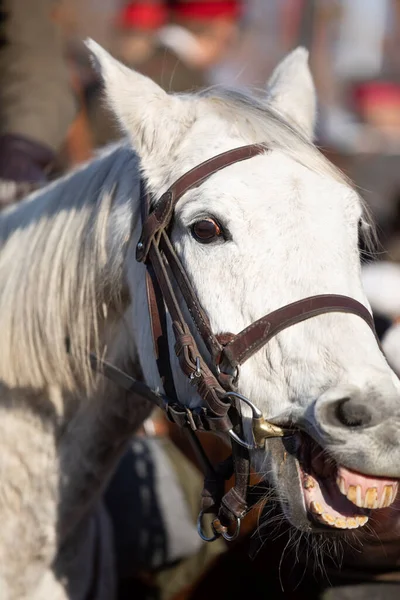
[93,143,378,542]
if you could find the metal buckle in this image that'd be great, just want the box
[197,510,241,542]
[223,391,287,450]
[212,516,241,541]
[216,363,240,387]
[189,357,202,386]
[185,407,197,431]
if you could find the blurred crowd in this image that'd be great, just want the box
[3,2,400,599]
[3,1,400,233]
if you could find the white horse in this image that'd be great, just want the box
[1,40,400,598]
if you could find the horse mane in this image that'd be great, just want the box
[0,143,137,392]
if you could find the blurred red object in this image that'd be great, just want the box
[352,80,400,135]
[353,81,400,111]
[119,1,168,30]
[119,0,241,30]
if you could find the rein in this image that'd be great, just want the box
[92,144,378,542]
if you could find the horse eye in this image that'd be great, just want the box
[191,218,222,244]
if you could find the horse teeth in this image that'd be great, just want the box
[310,501,323,515]
[347,485,362,507]
[378,484,398,508]
[390,483,399,502]
[392,482,399,502]
[314,511,369,529]
[336,476,346,495]
[346,518,358,529]
[334,518,347,529]
[320,513,335,525]
[363,487,378,509]
[346,482,398,510]
[379,485,393,508]
[304,475,315,489]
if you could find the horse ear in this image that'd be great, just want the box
[85,39,190,158]
[266,47,316,139]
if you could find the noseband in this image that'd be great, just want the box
[95,144,377,542]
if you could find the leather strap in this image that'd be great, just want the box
[218,430,250,524]
[88,353,167,408]
[201,416,251,528]
[148,239,229,417]
[90,143,383,541]
[165,403,232,433]
[137,145,270,422]
[201,456,234,515]
[160,232,223,362]
[167,144,266,205]
[129,144,381,538]
[136,144,266,263]
[220,294,377,368]
[146,267,178,399]
[141,185,178,400]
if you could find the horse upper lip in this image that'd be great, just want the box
[266,414,299,433]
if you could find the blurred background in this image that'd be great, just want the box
[55,0,400,261]
[3,2,400,599]
[4,0,400,254]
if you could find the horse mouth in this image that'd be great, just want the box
[296,433,399,530]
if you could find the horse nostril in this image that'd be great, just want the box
[317,385,397,433]
[335,397,372,428]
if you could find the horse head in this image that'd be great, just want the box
[89,41,400,535]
